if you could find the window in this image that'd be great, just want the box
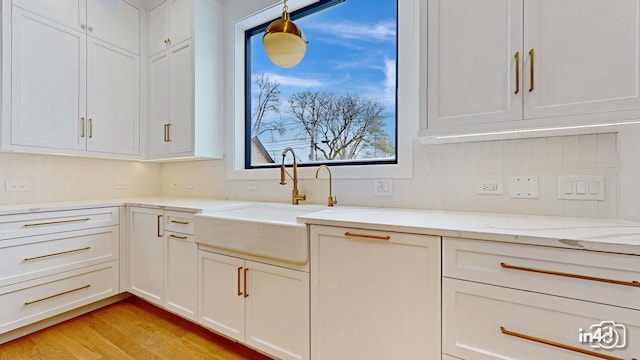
[245,0,398,168]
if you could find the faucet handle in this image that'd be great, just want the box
[328,195,337,207]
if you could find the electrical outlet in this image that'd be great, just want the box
[247,181,257,191]
[5,181,30,192]
[115,181,129,190]
[184,181,194,189]
[477,180,504,195]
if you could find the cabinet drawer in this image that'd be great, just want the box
[443,237,640,310]
[0,207,119,240]
[443,278,640,360]
[0,261,119,334]
[164,211,194,235]
[0,226,118,287]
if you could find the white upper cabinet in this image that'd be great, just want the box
[10,8,86,151]
[428,0,523,129]
[87,0,140,54]
[86,38,140,155]
[149,0,192,56]
[427,0,640,135]
[523,0,640,119]
[4,0,141,157]
[147,0,223,160]
[12,0,85,32]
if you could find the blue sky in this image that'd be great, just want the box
[249,0,397,162]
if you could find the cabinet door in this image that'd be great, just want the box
[149,51,171,156]
[86,0,140,54]
[245,261,309,360]
[428,0,523,129]
[168,41,194,154]
[198,251,244,342]
[311,226,441,360]
[11,8,86,151]
[129,207,164,305]
[149,1,169,56]
[86,38,140,155]
[524,0,640,119]
[168,0,192,47]
[165,232,197,321]
[12,0,86,32]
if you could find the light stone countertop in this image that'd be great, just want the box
[298,207,640,255]
[1,198,639,255]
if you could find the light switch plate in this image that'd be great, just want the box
[373,178,393,196]
[558,175,605,200]
[509,176,538,199]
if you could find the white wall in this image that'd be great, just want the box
[0,152,161,204]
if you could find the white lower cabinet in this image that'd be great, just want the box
[198,250,310,360]
[443,278,640,359]
[310,225,441,360]
[443,237,640,360]
[129,207,197,320]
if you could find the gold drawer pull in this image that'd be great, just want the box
[24,247,91,262]
[514,51,520,94]
[237,267,243,296]
[344,232,390,241]
[170,220,190,225]
[244,268,249,298]
[24,218,90,227]
[501,326,627,360]
[500,262,640,288]
[528,48,535,92]
[24,285,91,306]
[168,234,188,240]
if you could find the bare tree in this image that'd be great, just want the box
[251,73,286,138]
[288,91,393,160]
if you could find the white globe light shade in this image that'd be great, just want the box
[263,18,307,68]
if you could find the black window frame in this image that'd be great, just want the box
[244,0,398,169]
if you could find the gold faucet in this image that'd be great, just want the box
[315,165,337,207]
[280,147,306,205]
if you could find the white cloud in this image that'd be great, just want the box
[383,57,396,106]
[306,20,396,43]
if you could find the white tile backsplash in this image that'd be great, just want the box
[1,130,628,221]
[0,153,161,204]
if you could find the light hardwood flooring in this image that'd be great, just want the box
[0,297,272,360]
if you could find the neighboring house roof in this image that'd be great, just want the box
[251,136,275,164]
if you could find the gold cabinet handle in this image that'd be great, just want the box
[244,268,249,298]
[24,247,91,262]
[166,123,172,142]
[24,218,90,227]
[237,267,243,296]
[500,262,640,288]
[500,327,628,360]
[528,48,535,92]
[88,25,94,32]
[157,215,162,237]
[514,51,520,94]
[167,38,171,45]
[80,23,87,30]
[88,118,93,138]
[24,285,90,306]
[170,220,190,225]
[344,232,390,241]
[168,234,188,240]
[80,117,85,138]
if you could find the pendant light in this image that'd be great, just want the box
[263,0,307,68]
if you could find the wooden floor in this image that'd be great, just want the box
[0,297,272,360]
